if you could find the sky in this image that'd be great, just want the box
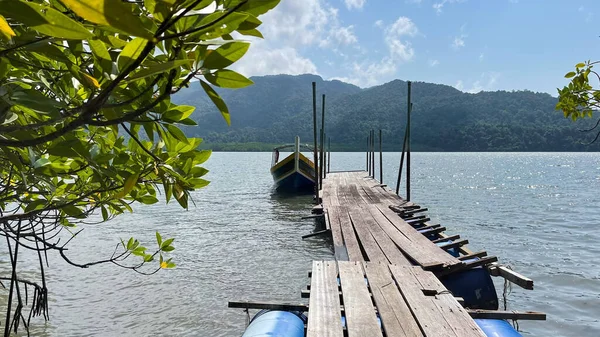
[232,0,600,95]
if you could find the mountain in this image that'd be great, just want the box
[172,74,595,151]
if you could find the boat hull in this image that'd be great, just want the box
[271,153,315,192]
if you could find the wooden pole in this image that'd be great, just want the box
[323,132,327,179]
[312,82,319,203]
[379,129,383,184]
[328,136,331,173]
[369,132,372,177]
[395,126,408,195]
[320,94,325,186]
[366,136,370,173]
[371,129,375,178]
[406,81,412,201]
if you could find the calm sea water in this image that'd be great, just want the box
[5,152,600,336]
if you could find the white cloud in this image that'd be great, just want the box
[479,53,484,62]
[374,19,384,28]
[233,41,317,76]
[454,72,500,93]
[384,17,418,62]
[386,17,419,37]
[452,35,466,49]
[429,59,440,67]
[454,80,464,91]
[259,0,336,46]
[433,0,466,14]
[345,0,366,10]
[334,17,419,87]
[320,25,358,47]
[452,24,467,50]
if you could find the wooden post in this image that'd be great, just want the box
[312,82,319,203]
[320,94,325,186]
[369,131,373,177]
[323,132,327,179]
[366,136,369,172]
[379,129,383,184]
[328,136,331,173]
[406,81,412,201]
[395,128,408,195]
[371,129,375,178]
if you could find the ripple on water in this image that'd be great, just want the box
[3,152,599,336]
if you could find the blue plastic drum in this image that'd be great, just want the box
[242,310,305,337]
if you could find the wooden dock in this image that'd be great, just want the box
[307,261,486,337]
[230,169,544,335]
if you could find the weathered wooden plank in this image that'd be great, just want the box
[360,206,412,266]
[388,265,457,337]
[375,205,461,269]
[348,207,387,262]
[458,251,487,260]
[410,267,486,337]
[338,261,383,337]
[364,262,423,337]
[331,206,363,261]
[432,235,461,243]
[327,209,349,261]
[307,261,344,337]
[467,310,546,320]
[228,301,308,311]
[488,264,534,290]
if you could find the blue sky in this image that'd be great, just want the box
[233,0,600,95]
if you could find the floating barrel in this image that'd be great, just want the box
[440,257,499,310]
[475,319,522,337]
[242,310,306,337]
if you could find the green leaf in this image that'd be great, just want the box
[121,172,140,197]
[0,57,10,78]
[576,63,586,69]
[0,2,92,40]
[127,237,134,250]
[33,158,51,169]
[237,0,281,16]
[161,238,174,249]
[203,42,250,70]
[238,29,263,38]
[205,69,253,89]
[24,199,47,213]
[63,204,85,218]
[61,0,154,39]
[166,125,189,144]
[101,205,109,221]
[188,178,210,188]
[127,60,190,81]
[200,80,231,125]
[164,182,173,203]
[118,38,148,72]
[138,195,159,204]
[163,246,175,253]
[565,71,576,79]
[88,38,113,75]
[162,105,195,122]
[156,231,162,247]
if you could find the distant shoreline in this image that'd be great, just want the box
[201,143,598,153]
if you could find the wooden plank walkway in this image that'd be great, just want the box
[321,171,463,271]
[305,261,486,337]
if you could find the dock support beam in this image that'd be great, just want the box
[406,81,411,201]
[320,94,326,187]
[312,82,319,204]
[379,129,383,184]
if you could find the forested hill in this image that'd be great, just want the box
[172,74,596,151]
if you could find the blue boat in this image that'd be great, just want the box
[270,136,316,192]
